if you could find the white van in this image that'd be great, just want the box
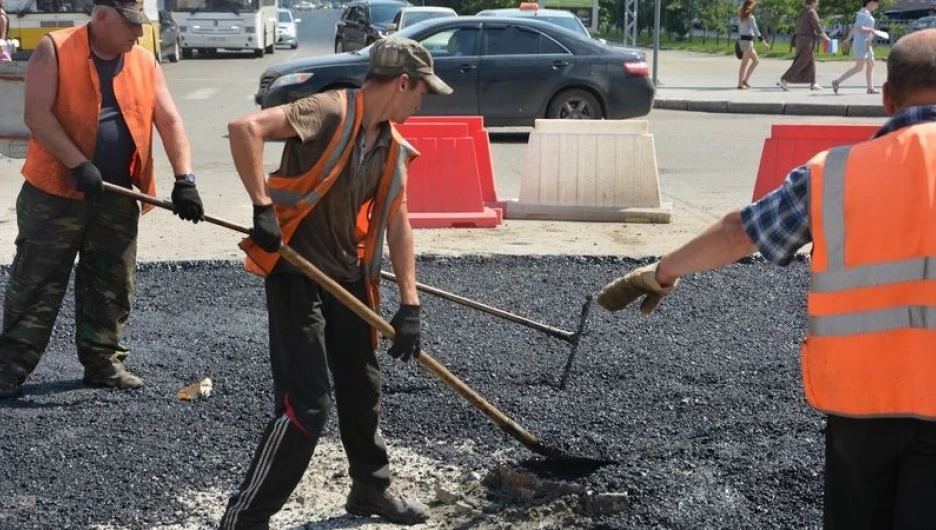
[277,8,301,49]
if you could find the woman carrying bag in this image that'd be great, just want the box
[736,0,770,89]
[831,0,881,94]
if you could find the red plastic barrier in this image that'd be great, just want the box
[395,116,501,228]
[753,124,879,202]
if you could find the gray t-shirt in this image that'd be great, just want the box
[272,90,390,281]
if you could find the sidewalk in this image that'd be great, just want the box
[646,48,888,117]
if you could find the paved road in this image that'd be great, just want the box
[0,11,888,265]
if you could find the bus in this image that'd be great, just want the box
[4,0,160,58]
[167,0,278,58]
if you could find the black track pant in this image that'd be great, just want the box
[824,414,936,530]
[220,273,390,530]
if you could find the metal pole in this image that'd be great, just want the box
[652,0,661,87]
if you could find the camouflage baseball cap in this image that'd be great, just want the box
[94,0,150,25]
[368,37,453,95]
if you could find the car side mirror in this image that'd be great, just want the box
[295,18,302,23]
[387,22,397,31]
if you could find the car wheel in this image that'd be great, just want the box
[254,41,265,58]
[291,42,298,49]
[266,37,275,54]
[546,89,602,120]
[169,40,181,63]
[335,38,344,53]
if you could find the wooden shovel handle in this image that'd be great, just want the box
[103,182,543,452]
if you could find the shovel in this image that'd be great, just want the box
[104,182,611,465]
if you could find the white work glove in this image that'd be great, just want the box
[597,262,677,315]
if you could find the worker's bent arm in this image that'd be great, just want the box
[386,202,419,306]
[227,107,298,205]
[655,210,758,286]
[23,36,87,169]
[153,63,192,176]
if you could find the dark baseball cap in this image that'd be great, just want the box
[367,37,453,95]
[94,0,150,24]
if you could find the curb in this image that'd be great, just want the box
[654,98,887,117]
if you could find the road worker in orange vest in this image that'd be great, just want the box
[0,0,204,399]
[221,37,452,529]
[598,28,936,530]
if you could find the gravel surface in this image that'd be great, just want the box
[0,255,824,530]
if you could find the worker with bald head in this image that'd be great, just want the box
[597,29,936,529]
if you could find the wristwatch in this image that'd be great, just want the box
[175,173,196,184]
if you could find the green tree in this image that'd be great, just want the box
[697,0,734,43]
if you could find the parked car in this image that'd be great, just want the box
[158,10,182,63]
[334,0,411,53]
[477,3,605,44]
[388,6,457,33]
[277,8,301,49]
[294,1,315,9]
[257,16,654,126]
[909,14,936,32]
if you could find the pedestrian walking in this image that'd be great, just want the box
[832,0,881,94]
[780,0,831,91]
[736,0,770,89]
[0,0,205,399]
[220,37,452,529]
[0,0,11,62]
[597,28,936,529]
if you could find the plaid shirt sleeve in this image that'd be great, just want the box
[740,165,812,266]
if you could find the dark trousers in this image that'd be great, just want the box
[824,414,936,530]
[0,181,139,381]
[220,273,389,530]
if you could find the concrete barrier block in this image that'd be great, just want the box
[0,138,29,159]
[508,119,670,224]
[653,99,689,111]
[0,62,29,138]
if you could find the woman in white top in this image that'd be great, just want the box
[831,0,880,94]
[737,0,770,89]
[0,0,10,63]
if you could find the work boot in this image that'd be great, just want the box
[0,371,23,399]
[82,362,143,390]
[345,484,429,525]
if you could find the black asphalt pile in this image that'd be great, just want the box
[0,255,824,530]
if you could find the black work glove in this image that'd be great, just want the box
[71,161,104,195]
[250,204,282,253]
[388,304,421,362]
[171,179,204,223]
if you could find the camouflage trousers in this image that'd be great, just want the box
[0,181,139,381]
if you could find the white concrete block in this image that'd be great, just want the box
[508,119,671,223]
[0,62,29,138]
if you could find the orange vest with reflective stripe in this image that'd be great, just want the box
[239,89,417,334]
[804,122,936,419]
[21,24,158,211]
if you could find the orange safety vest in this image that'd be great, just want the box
[239,89,418,345]
[804,122,936,419]
[20,24,158,212]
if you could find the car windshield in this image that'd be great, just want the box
[405,11,453,26]
[370,4,402,24]
[278,10,291,22]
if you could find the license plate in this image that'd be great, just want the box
[206,36,225,42]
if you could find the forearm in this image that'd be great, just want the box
[24,110,87,169]
[228,121,270,205]
[655,210,757,286]
[156,117,192,175]
[387,208,419,306]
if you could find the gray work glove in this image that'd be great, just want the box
[597,262,677,315]
[71,161,104,195]
[388,304,421,362]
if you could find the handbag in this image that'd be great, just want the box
[734,39,743,59]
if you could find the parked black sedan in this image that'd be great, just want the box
[255,16,654,126]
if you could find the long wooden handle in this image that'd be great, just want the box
[105,182,544,453]
[380,270,576,343]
